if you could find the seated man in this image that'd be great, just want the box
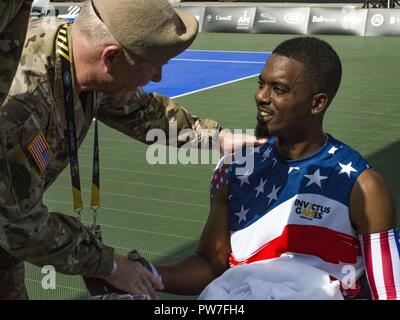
[155,37,400,300]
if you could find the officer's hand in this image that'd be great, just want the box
[218,129,268,155]
[103,253,164,299]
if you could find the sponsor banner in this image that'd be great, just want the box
[308,7,368,36]
[203,7,256,33]
[179,6,206,32]
[233,0,364,2]
[365,9,400,36]
[253,7,310,34]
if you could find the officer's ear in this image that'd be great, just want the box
[101,45,122,73]
[311,93,329,115]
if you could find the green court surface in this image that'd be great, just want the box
[26,33,400,299]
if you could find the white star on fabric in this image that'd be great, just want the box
[328,146,339,155]
[338,162,357,178]
[238,174,250,187]
[304,169,328,188]
[234,205,250,224]
[288,166,300,174]
[261,147,273,161]
[272,158,278,167]
[253,146,262,154]
[254,177,267,198]
[266,184,281,206]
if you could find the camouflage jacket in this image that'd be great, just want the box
[0,18,220,277]
[0,0,33,106]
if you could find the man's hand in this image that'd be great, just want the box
[101,253,164,299]
[218,130,268,156]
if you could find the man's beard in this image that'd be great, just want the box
[255,121,270,139]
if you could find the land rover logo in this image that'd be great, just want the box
[284,12,305,25]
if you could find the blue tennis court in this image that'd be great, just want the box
[145,50,271,98]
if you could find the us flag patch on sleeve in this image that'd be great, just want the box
[28,132,53,173]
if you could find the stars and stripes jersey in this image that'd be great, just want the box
[226,134,372,295]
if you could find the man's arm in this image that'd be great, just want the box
[350,169,400,300]
[156,184,232,295]
[97,90,221,148]
[0,108,162,297]
[350,169,396,234]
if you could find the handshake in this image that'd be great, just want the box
[84,249,163,300]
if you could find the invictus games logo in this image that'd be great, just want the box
[294,199,331,220]
[63,71,72,86]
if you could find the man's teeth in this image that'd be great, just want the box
[260,111,268,116]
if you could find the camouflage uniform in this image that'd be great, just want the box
[0,0,33,107]
[0,0,33,300]
[0,18,220,299]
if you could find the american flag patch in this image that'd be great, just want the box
[28,132,52,173]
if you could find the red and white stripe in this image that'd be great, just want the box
[359,229,400,300]
[229,194,365,283]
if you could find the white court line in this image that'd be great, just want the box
[46,199,205,223]
[186,49,271,54]
[52,184,209,208]
[171,73,259,99]
[172,58,265,64]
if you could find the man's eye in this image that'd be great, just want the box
[257,81,265,88]
[273,86,287,94]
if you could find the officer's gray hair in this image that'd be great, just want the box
[73,1,135,65]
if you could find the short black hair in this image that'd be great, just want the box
[272,37,342,106]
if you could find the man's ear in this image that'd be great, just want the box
[311,93,329,115]
[101,45,122,73]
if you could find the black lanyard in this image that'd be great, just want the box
[57,24,100,229]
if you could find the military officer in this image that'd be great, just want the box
[0,0,222,299]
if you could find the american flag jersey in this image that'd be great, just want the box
[226,135,372,293]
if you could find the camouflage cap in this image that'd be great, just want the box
[91,0,198,64]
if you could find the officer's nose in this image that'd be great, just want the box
[151,66,162,83]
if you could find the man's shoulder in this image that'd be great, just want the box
[7,18,66,99]
[329,136,368,161]
[22,18,65,62]
[327,135,371,175]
